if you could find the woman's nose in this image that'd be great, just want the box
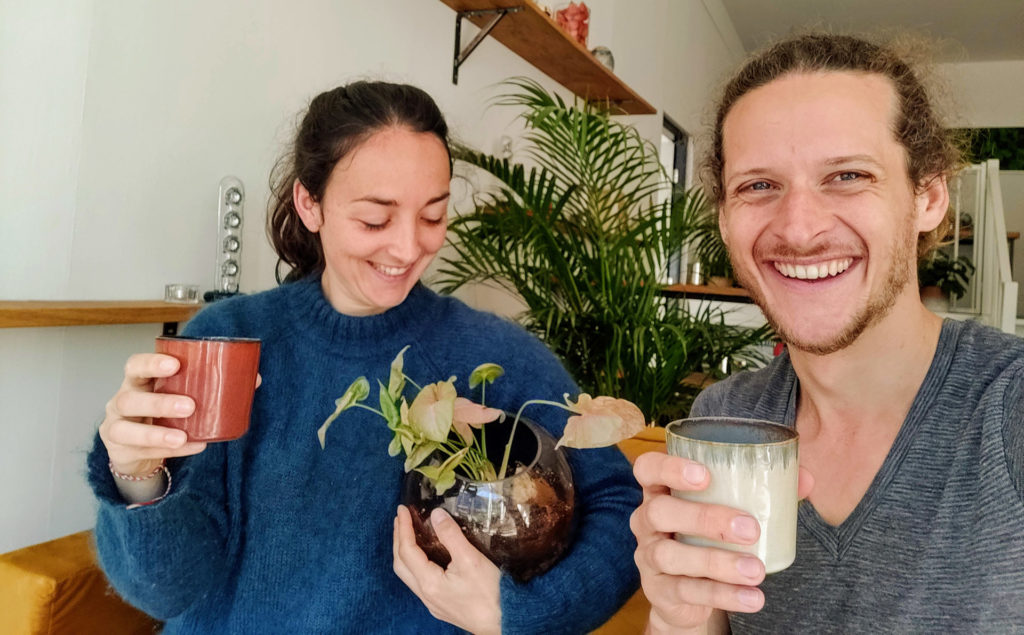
[387,219,420,262]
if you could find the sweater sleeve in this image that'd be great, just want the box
[85,307,241,619]
[483,331,642,634]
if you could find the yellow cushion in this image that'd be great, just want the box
[0,530,160,635]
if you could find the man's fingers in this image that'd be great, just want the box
[646,572,764,615]
[640,537,765,586]
[798,466,814,499]
[640,492,760,545]
[634,451,709,492]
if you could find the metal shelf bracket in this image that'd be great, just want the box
[453,6,522,84]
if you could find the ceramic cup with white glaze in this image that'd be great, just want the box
[665,417,799,574]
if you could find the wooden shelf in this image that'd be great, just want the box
[660,283,753,302]
[439,0,656,114]
[0,300,202,329]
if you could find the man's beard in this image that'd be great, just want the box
[732,217,917,356]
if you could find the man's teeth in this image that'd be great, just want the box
[773,258,852,280]
[375,264,409,277]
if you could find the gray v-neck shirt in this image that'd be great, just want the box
[691,319,1024,634]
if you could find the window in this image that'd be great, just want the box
[660,116,689,284]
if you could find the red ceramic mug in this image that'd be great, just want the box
[152,336,261,442]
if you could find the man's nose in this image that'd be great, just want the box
[771,185,834,246]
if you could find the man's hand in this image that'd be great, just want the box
[631,451,814,634]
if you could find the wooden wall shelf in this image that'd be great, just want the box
[439,0,656,114]
[0,301,202,330]
[661,283,753,303]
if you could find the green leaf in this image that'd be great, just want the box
[317,376,370,448]
[404,441,439,472]
[388,345,410,398]
[468,363,505,389]
[388,435,403,457]
[378,381,400,429]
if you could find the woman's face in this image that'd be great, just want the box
[294,126,450,316]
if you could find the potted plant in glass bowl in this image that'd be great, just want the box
[918,250,975,312]
[316,347,645,582]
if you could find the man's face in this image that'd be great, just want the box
[719,71,942,355]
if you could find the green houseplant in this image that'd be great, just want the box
[918,249,975,311]
[317,346,645,581]
[437,78,770,423]
[687,195,734,286]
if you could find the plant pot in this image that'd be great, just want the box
[920,285,950,312]
[401,416,575,582]
[708,275,734,288]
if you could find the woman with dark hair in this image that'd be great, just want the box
[86,81,640,633]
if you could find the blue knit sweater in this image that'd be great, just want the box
[87,278,641,634]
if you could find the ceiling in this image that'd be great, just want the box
[719,0,1024,62]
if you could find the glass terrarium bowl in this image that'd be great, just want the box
[401,416,575,582]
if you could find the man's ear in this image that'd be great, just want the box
[914,174,949,234]
[293,179,323,233]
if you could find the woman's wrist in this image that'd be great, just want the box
[110,461,172,506]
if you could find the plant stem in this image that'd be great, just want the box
[497,399,573,479]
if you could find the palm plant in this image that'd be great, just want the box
[436,78,771,423]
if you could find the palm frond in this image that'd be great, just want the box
[440,78,772,424]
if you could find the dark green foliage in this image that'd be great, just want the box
[918,250,976,300]
[436,78,771,423]
[961,128,1024,170]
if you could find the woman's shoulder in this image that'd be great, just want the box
[182,284,293,339]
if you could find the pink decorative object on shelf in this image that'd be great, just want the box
[555,2,589,47]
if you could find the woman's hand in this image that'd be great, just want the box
[393,506,501,635]
[630,452,814,634]
[99,353,208,478]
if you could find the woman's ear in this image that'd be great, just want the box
[293,179,323,233]
[914,174,950,234]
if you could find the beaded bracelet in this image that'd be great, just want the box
[109,460,166,482]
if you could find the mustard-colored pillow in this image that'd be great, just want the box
[0,530,160,635]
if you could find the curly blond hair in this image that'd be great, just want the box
[700,32,968,258]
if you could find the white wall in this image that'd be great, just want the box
[0,0,745,552]
[940,60,1024,318]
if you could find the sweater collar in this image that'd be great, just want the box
[284,275,440,351]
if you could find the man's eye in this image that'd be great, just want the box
[836,172,865,182]
[746,181,772,191]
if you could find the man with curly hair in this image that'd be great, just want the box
[630,33,1024,634]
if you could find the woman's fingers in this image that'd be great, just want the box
[122,353,180,388]
[111,389,194,421]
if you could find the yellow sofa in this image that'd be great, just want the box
[0,530,160,634]
[0,428,664,634]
